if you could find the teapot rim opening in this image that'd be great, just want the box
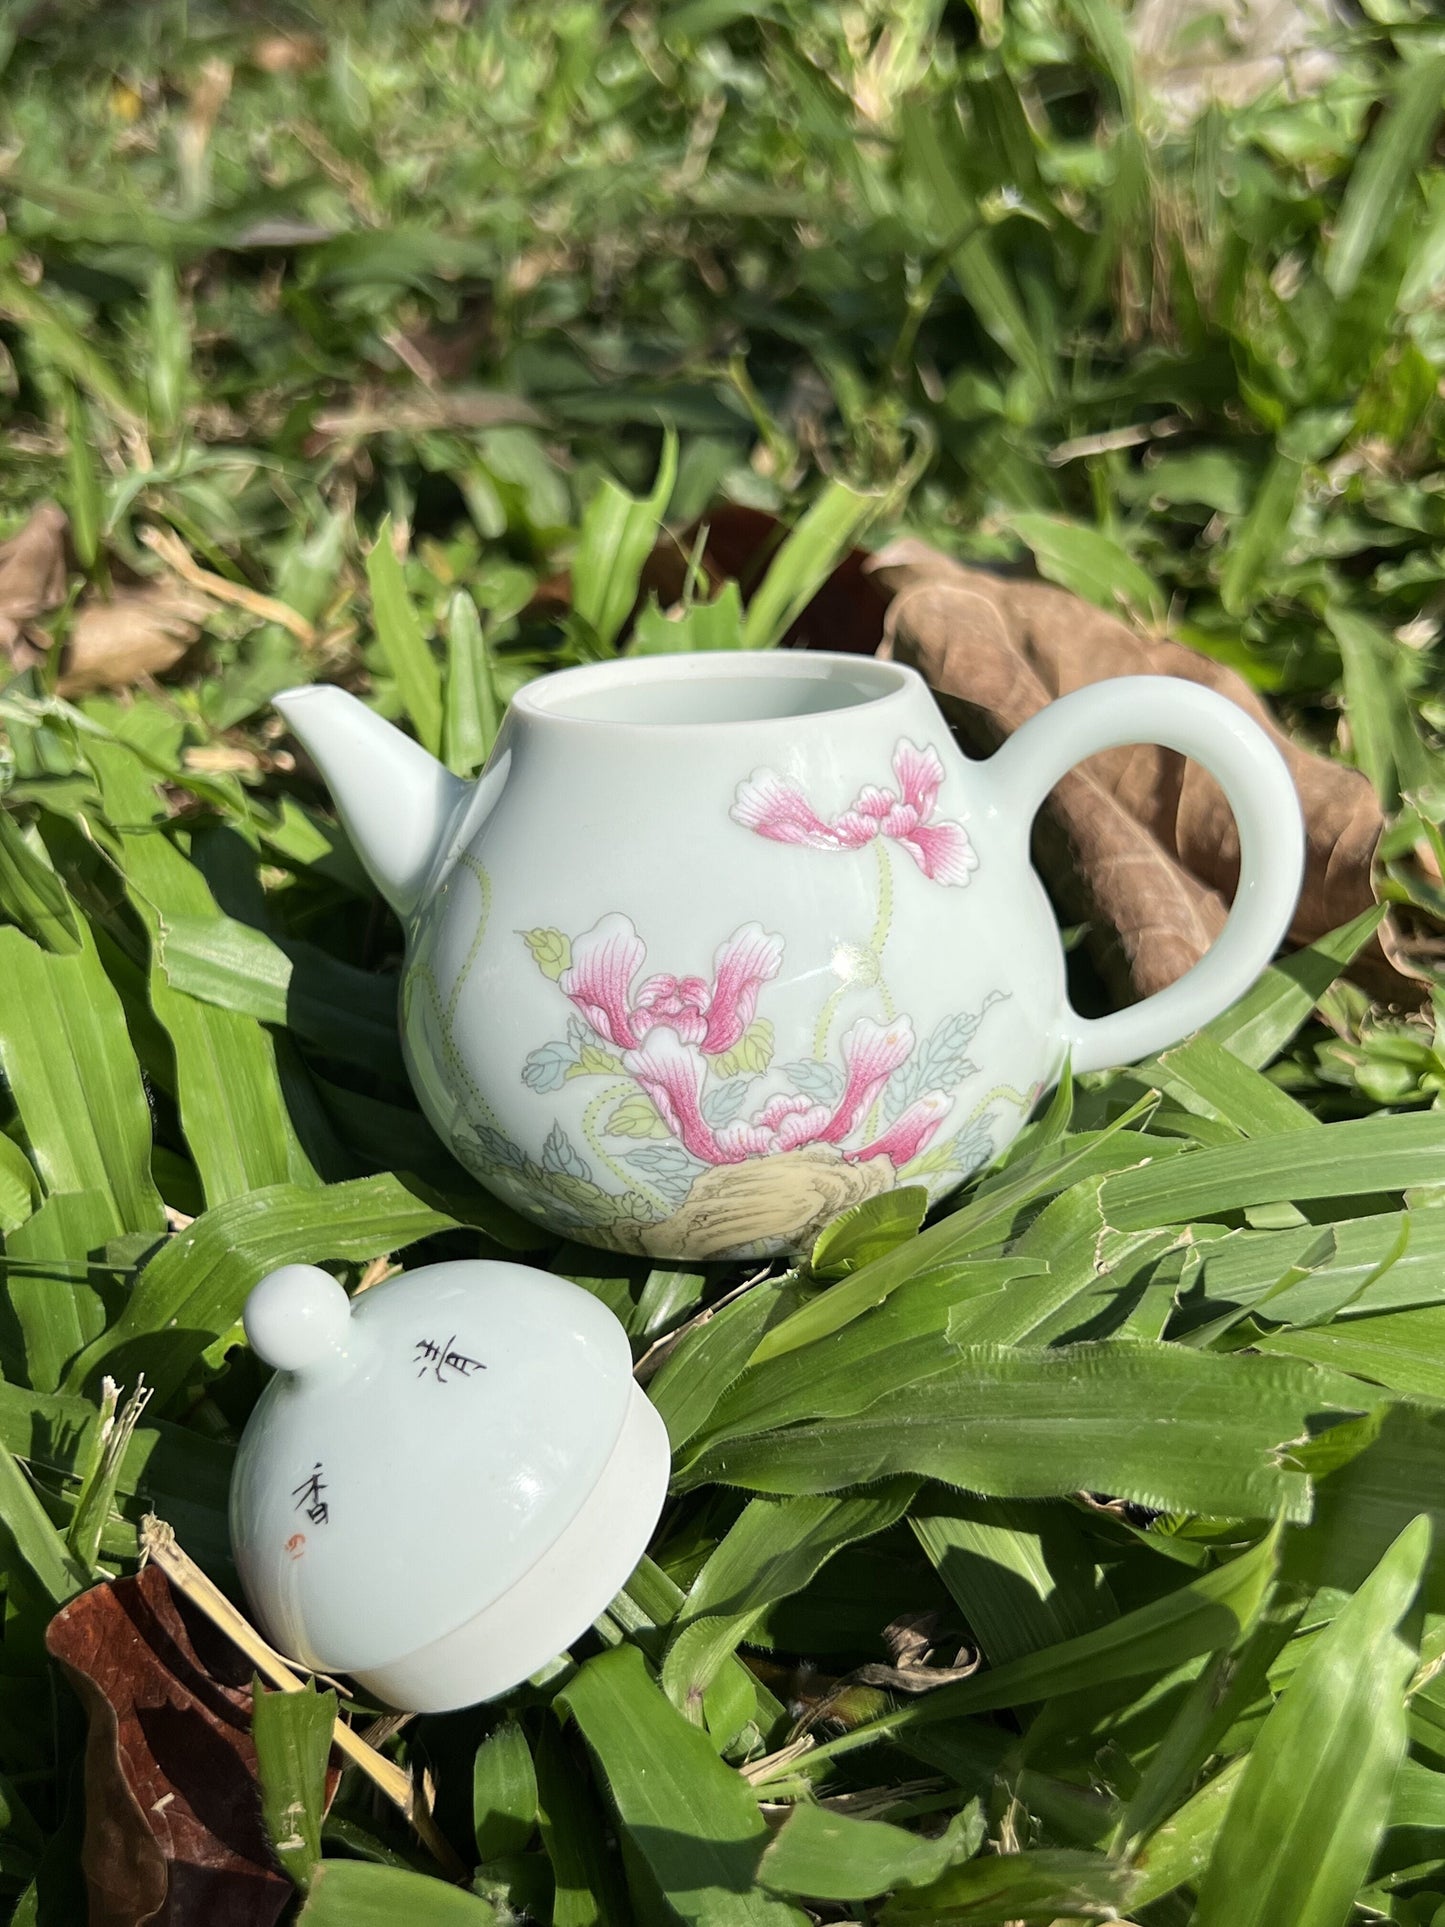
[509,650,916,730]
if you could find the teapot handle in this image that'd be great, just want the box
[984,675,1305,1077]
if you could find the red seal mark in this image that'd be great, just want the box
[285,1533,306,1560]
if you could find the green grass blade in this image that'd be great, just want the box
[679,1342,1334,1521]
[879,1847,1136,1925]
[0,811,83,953]
[5,1190,117,1392]
[253,1681,336,1891]
[661,1483,916,1721]
[473,1718,537,1862]
[299,1861,498,1923]
[535,1720,630,1927]
[1153,1033,1318,1136]
[0,925,162,1234]
[64,1171,527,1404]
[760,1803,983,1904]
[1219,452,1302,618]
[0,1136,37,1234]
[1008,512,1163,623]
[911,1496,1118,1667]
[751,1525,1281,1780]
[1102,1111,1445,1230]
[1203,909,1385,1067]
[365,520,444,757]
[86,739,320,1203]
[0,1439,88,1606]
[571,430,677,652]
[1327,52,1445,297]
[443,590,502,777]
[1193,1517,1428,1927]
[557,1643,808,1926]
[739,480,879,650]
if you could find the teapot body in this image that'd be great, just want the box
[402,654,1061,1261]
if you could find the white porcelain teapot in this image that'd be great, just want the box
[230,1259,669,1711]
[275,653,1303,1263]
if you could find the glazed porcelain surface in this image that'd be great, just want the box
[230,1259,669,1710]
[275,654,1304,1261]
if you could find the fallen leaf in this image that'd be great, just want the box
[0,501,69,669]
[58,585,211,696]
[864,538,1421,1005]
[592,509,1427,1006]
[45,1563,337,1927]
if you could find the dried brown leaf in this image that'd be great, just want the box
[58,585,210,696]
[865,539,1418,1004]
[0,500,69,667]
[45,1563,337,1927]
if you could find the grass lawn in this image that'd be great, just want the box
[2,1,1445,1921]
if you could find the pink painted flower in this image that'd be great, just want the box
[560,916,783,1056]
[850,1091,951,1167]
[817,1017,917,1142]
[717,1091,834,1161]
[559,912,647,1049]
[622,1027,720,1164]
[731,739,978,886]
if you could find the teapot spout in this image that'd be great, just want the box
[274,685,465,920]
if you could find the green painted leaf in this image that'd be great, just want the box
[1193,1517,1428,1927]
[557,1643,807,1926]
[522,928,572,980]
[606,1093,670,1140]
[365,520,444,757]
[712,1019,773,1078]
[253,1681,335,1890]
[759,1801,983,1902]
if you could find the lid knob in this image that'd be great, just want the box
[244,1265,353,1374]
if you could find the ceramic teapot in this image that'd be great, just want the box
[230,1258,669,1711]
[275,653,1303,1262]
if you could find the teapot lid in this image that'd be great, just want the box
[229,1259,638,1675]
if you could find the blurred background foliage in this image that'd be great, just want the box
[3,2,1445,1921]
